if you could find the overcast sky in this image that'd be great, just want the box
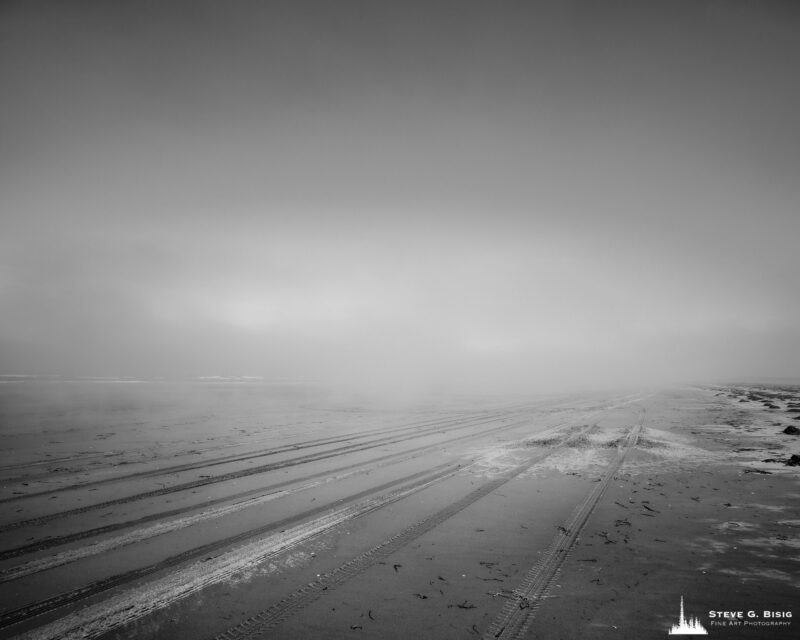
[1,0,798,393]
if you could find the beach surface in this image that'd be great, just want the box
[0,381,797,639]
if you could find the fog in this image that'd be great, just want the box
[1,1,799,395]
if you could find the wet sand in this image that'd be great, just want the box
[526,388,800,639]
[0,383,797,639]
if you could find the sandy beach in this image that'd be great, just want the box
[0,381,797,639]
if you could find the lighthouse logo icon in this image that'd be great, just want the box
[668,597,708,635]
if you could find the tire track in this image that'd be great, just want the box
[481,409,645,640]
[0,405,538,504]
[210,422,605,640]
[0,408,544,536]
[0,412,553,575]
[5,417,602,639]
[0,461,463,632]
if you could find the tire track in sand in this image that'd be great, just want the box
[209,421,606,640]
[0,405,535,500]
[481,408,645,640]
[0,462,462,632]
[8,419,602,640]
[0,407,540,534]
[0,413,551,577]
[0,412,545,561]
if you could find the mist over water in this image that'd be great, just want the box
[1,1,798,396]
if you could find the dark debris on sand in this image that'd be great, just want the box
[762,454,800,467]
